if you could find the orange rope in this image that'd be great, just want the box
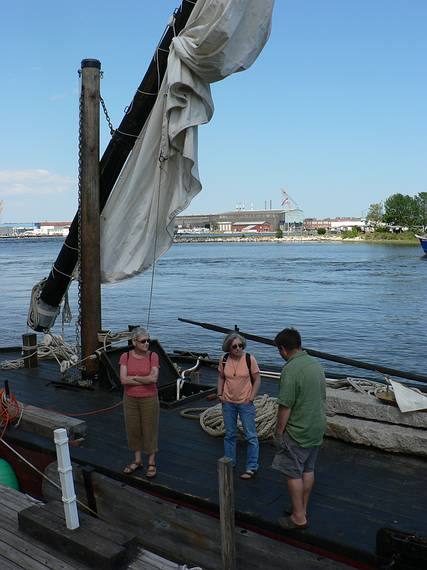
[0,387,23,431]
[0,384,121,429]
[47,401,123,417]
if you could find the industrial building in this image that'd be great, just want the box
[176,209,287,233]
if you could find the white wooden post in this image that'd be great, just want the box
[54,428,79,529]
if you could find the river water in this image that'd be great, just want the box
[0,238,426,378]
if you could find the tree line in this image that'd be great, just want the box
[366,192,427,230]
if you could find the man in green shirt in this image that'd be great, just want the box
[272,328,326,530]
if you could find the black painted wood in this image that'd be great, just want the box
[18,501,137,570]
[376,527,427,569]
[38,0,199,312]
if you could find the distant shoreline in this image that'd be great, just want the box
[0,234,418,245]
[174,235,419,245]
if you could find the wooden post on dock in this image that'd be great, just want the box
[79,59,102,379]
[218,457,236,570]
[22,333,38,368]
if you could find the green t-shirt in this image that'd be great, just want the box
[277,350,326,447]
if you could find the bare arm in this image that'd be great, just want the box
[120,364,140,386]
[217,373,225,402]
[248,371,261,402]
[134,366,159,384]
[275,404,292,437]
[120,364,159,386]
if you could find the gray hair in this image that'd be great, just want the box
[131,327,149,341]
[222,332,246,352]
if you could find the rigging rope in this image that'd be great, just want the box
[0,436,98,518]
[27,278,59,332]
[144,13,178,329]
[146,153,166,330]
[0,383,108,518]
[0,388,23,430]
[185,378,397,441]
[0,330,131,373]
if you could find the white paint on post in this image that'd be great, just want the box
[54,428,79,530]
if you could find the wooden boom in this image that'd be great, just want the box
[178,317,427,385]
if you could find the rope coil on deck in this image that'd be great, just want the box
[197,394,278,440]
[0,330,133,372]
[0,388,23,430]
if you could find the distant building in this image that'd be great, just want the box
[304,217,365,232]
[232,221,271,233]
[304,218,332,231]
[0,223,35,236]
[176,209,285,232]
[330,217,364,231]
[34,221,71,236]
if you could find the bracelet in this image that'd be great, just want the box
[217,393,222,397]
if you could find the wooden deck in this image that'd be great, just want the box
[1,348,427,569]
[0,483,197,570]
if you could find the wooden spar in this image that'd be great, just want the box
[178,317,427,385]
[35,0,199,317]
[79,60,102,377]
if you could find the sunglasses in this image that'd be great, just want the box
[137,339,150,344]
[231,343,244,349]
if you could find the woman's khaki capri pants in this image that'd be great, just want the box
[123,394,159,454]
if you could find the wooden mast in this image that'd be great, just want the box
[79,59,102,378]
[34,0,199,323]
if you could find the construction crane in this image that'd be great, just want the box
[280,188,304,230]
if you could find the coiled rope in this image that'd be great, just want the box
[0,329,134,373]
[196,394,278,440]
[0,388,23,432]
[27,278,61,331]
[0,333,79,371]
[325,376,393,399]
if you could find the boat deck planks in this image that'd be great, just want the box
[0,484,90,570]
[1,350,427,567]
[0,484,190,570]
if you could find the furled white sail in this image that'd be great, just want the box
[100,0,275,282]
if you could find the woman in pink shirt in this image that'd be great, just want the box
[120,328,159,478]
[217,333,261,479]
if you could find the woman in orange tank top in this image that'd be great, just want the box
[217,332,261,479]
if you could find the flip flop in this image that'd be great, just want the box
[278,516,308,530]
[123,462,143,475]
[146,464,157,478]
[240,470,257,480]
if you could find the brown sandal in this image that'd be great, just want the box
[146,464,157,478]
[123,462,143,474]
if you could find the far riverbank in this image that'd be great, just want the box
[174,234,419,245]
[0,233,421,246]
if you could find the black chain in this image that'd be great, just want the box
[75,78,83,367]
[100,95,115,136]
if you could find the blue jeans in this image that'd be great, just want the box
[222,402,259,471]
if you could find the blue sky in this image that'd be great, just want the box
[1,0,426,222]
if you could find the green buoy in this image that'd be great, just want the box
[0,458,19,490]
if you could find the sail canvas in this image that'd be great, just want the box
[100,0,275,282]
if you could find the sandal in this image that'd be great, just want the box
[146,464,157,478]
[123,462,142,475]
[278,516,309,530]
[240,470,257,480]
